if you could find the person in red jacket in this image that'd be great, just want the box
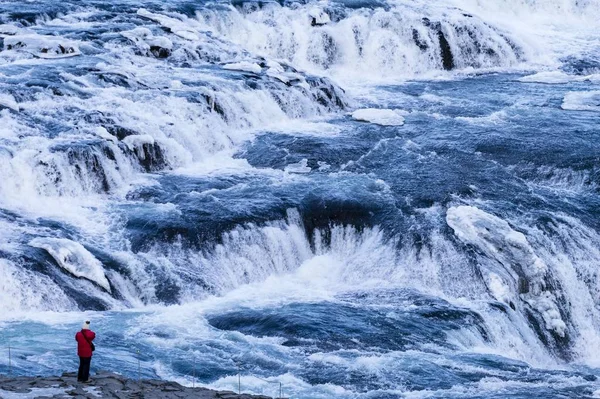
[75,321,96,383]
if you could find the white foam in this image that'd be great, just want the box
[122,134,155,148]
[93,126,117,143]
[403,373,592,398]
[446,206,547,280]
[522,214,600,364]
[137,8,201,41]
[284,158,311,173]
[518,71,600,84]
[448,0,600,71]
[446,206,566,336]
[351,108,406,126]
[0,258,75,314]
[450,0,600,23]
[122,134,157,162]
[121,27,173,54]
[308,8,331,26]
[455,110,507,125]
[223,61,262,74]
[29,237,111,292]
[195,2,526,82]
[487,272,512,303]
[0,93,19,111]
[4,34,80,59]
[0,23,19,35]
[266,69,306,86]
[208,372,349,399]
[562,90,600,112]
[520,164,598,194]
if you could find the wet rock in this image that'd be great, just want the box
[421,19,454,70]
[65,145,112,192]
[42,141,116,193]
[121,135,169,172]
[3,34,80,58]
[0,371,275,399]
[5,40,25,50]
[94,71,141,88]
[307,76,347,110]
[84,112,138,141]
[82,112,170,173]
[200,94,227,118]
[437,26,454,70]
[150,45,171,58]
[412,29,429,51]
[121,27,173,59]
[311,17,327,27]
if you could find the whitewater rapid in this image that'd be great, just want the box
[1,0,600,397]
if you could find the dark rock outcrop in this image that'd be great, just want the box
[150,45,171,58]
[0,371,275,399]
[421,18,454,70]
[437,28,454,70]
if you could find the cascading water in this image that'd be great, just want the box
[195,0,528,80]
[1,0,600,397]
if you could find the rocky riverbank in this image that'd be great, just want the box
[0,371,274,398]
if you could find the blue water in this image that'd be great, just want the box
[1,0,600,398]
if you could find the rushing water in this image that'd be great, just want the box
[0,0,600,398]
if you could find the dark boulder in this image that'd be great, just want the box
[150,45,171,58]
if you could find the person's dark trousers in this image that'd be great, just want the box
[78,356,92,382]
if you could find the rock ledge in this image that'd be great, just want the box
[0,371,274,399]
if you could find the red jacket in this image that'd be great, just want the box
[75,329,96,358]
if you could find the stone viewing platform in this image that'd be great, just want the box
[0,371,275,399]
